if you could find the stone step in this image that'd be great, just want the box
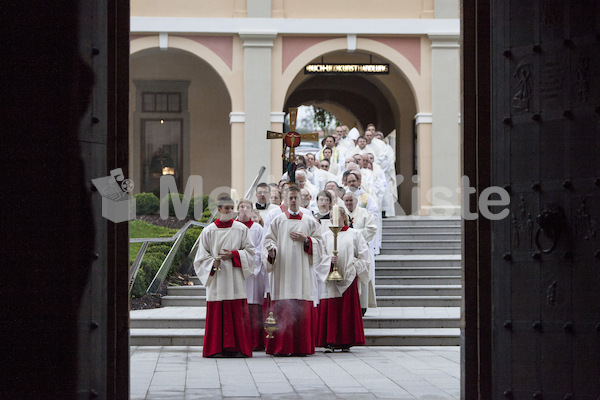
[374,285,461,297]
[167,285,205,296]
[130,307,461,330]
[382,217,461,227]
[376,276,461,285]
[130,328,203,346]
[375,254,461,265]
[186,271,462,283]
[375,266,462,277]
[129,327,460,347]
[161,295,206,307]
[376,296,461,307]
[381,239,461,249]
[167,285,464,297]
[381,232,460,240]
[130,316,461,330]
[363,328,460,346]
[161,294,462,307]
[379,247,462,255]
[382,224,461,230]
[382,224,460,230]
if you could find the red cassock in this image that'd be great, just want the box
[248,303,264,350]
[316,226,370,350]
[193,219,256,357]
[262,210,328,356]
[316,279,365,348]
[204,299,252,357]
[265,299,316,355]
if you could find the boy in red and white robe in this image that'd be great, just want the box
[263,186,328,356]
[317,207,369,352]
[236,198,267,350]
[194,196,255,357]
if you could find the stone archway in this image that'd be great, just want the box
[129,44,233,195]
[278,46,420,215]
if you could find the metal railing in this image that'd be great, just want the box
[129,219,212,294]
[128,166,266,295]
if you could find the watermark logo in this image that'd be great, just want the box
[92,169,512,223]
[92,168,136,223]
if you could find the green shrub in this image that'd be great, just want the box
[129,226,204,298]
[189,195,214,219]
[129,201,210,299]
[158,193,214,219]
[147,242,172,253]
[130,254,163,298]
[159,193,183,217]
[135,192,160,215]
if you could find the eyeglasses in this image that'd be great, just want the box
[321,164,329,169]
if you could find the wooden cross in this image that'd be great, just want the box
[266,107,318,182]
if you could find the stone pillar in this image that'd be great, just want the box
[429,33,460,216]
[415,113,433,215]
[229,112,245,196]
[239,31,277,192]
[269,112,285,183]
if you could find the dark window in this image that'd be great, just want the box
[141,92,181,113]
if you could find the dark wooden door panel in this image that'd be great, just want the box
[491,0,600,398]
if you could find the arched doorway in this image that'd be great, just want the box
[281,49,418,214]
[129,46,233,195]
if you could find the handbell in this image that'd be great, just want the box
[327,266,344,281]
[214,255,222,271]
[264,311,278,339]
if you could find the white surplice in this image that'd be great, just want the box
[262,211,328,303]
[193,221,255,301]
[347,207,378,308]
[241,220,267,304]
[318,227,370,298]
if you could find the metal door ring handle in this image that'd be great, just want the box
[535,227,557,253]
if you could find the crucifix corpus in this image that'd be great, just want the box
[266,107,318,183]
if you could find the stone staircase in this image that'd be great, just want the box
[130,216,462,346]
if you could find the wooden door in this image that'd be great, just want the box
[489,1,600,398]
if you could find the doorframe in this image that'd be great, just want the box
[107,0,130,397]
[461,0,492,398]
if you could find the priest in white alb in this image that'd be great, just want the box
[194,196,255,358]
[263,185,328,356]
[343,192,378,313]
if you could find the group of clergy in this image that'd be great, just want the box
[193,125,397,358]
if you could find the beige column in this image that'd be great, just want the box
[239,32,277,192]
[269,112,285,183]
[415,114,433,215]
[229,112,245,196]
[429,33,461,216]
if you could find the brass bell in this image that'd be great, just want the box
[264,311,278,339]
[327,267,344,282]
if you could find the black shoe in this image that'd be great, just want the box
[362,308,367,316]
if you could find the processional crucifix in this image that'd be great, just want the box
[266,107,318,183]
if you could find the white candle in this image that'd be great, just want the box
[331,205,339,227]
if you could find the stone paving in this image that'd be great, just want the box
[130,345,460,399]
